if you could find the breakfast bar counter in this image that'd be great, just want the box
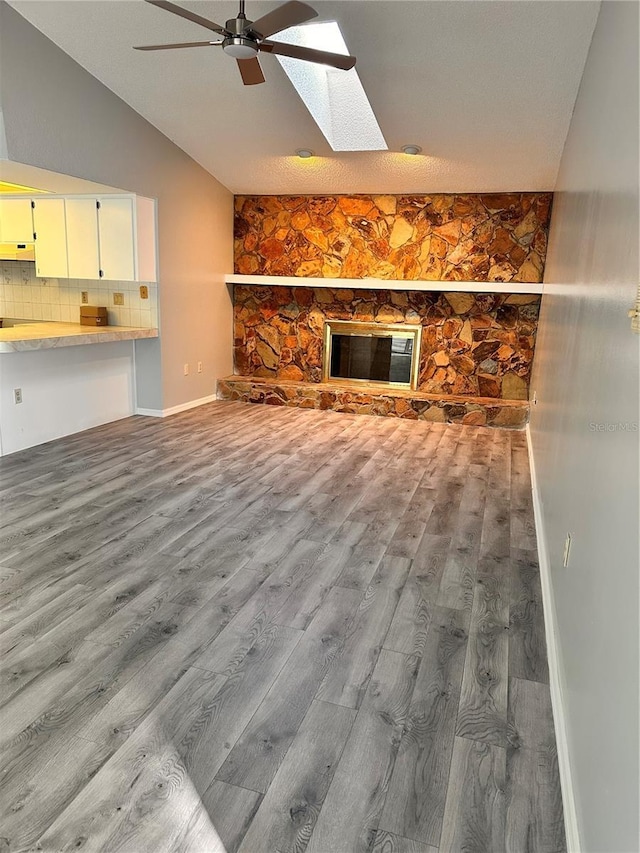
[0,321,158,353]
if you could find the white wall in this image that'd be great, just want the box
[529,3,639,851]
[0,342,135,455]
[0,3,233,413]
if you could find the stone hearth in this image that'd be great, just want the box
[217,377,528,429]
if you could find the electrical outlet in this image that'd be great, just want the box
[113,292,125,306]
[197,361,203,374]
[139,285,149,300]
[183,363,189,376]
[14,388,22,404]
[81,291,89,304]
[562,533,572,567]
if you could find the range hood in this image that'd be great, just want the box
[0,242,35,261]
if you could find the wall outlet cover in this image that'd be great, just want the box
[113,292,125,306]
[14,388,22,404]
[81,291,89,304]
[140,285,149,299]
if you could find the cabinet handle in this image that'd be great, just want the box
[99,269,104,278]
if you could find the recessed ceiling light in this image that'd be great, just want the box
[295,149,314,159]
[401,144,422,156]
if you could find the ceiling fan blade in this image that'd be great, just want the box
[134,40,220,50]
[237,57,266,85]
[260,39,356,70]
[144,0,228,35]
[247,1,317,39]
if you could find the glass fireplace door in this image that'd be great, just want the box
[323,321,422,390]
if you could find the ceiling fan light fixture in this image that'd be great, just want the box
[401,144,422,156]
[222,36,259,58]
[295,148,314,159]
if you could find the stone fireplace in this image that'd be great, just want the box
[219,283,540,427]
[218,192,552,428]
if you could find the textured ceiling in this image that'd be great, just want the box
[9,0,600,194]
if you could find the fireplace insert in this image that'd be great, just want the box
[323,320,422,390]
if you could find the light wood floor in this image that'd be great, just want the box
[0,402,565,853]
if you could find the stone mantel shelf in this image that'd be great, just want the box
[225,274,544,295]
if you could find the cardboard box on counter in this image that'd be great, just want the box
[80,306,108,326]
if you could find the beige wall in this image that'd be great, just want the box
[0,2,233,411]
[529,3,639,851]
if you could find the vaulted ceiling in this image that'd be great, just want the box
[9,0,600,194]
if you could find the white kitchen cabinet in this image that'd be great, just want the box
[97,197,135,281]
[65,198,100,280]
[0,198,34,243]
[32,198,68,278]
[98,196,156,282]
[24,193,156,282]
[63,195,156,282]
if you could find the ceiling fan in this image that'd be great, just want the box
[134,0,356,85]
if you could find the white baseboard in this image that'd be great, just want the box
[135,394,217,418]
[525,425,581,853]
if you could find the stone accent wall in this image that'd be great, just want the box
[234,285,540,400]
[234,193,552,282]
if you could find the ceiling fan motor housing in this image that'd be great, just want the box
[222,15,259,58]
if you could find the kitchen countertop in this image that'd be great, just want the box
[0,321,159,352]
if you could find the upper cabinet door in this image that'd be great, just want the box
[0,198,34,243]
[97,197,135,282]
[65,198,100,280]
[32,198,68,278]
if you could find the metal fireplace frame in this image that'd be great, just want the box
[322,320,422,391]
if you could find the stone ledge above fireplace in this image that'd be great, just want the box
[217,377,529,429]
[225,274,544,294]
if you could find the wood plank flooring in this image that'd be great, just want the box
[0,402,564,853]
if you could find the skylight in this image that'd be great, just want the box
[274,22,388,153]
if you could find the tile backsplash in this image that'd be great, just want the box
[0,262,158,328]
